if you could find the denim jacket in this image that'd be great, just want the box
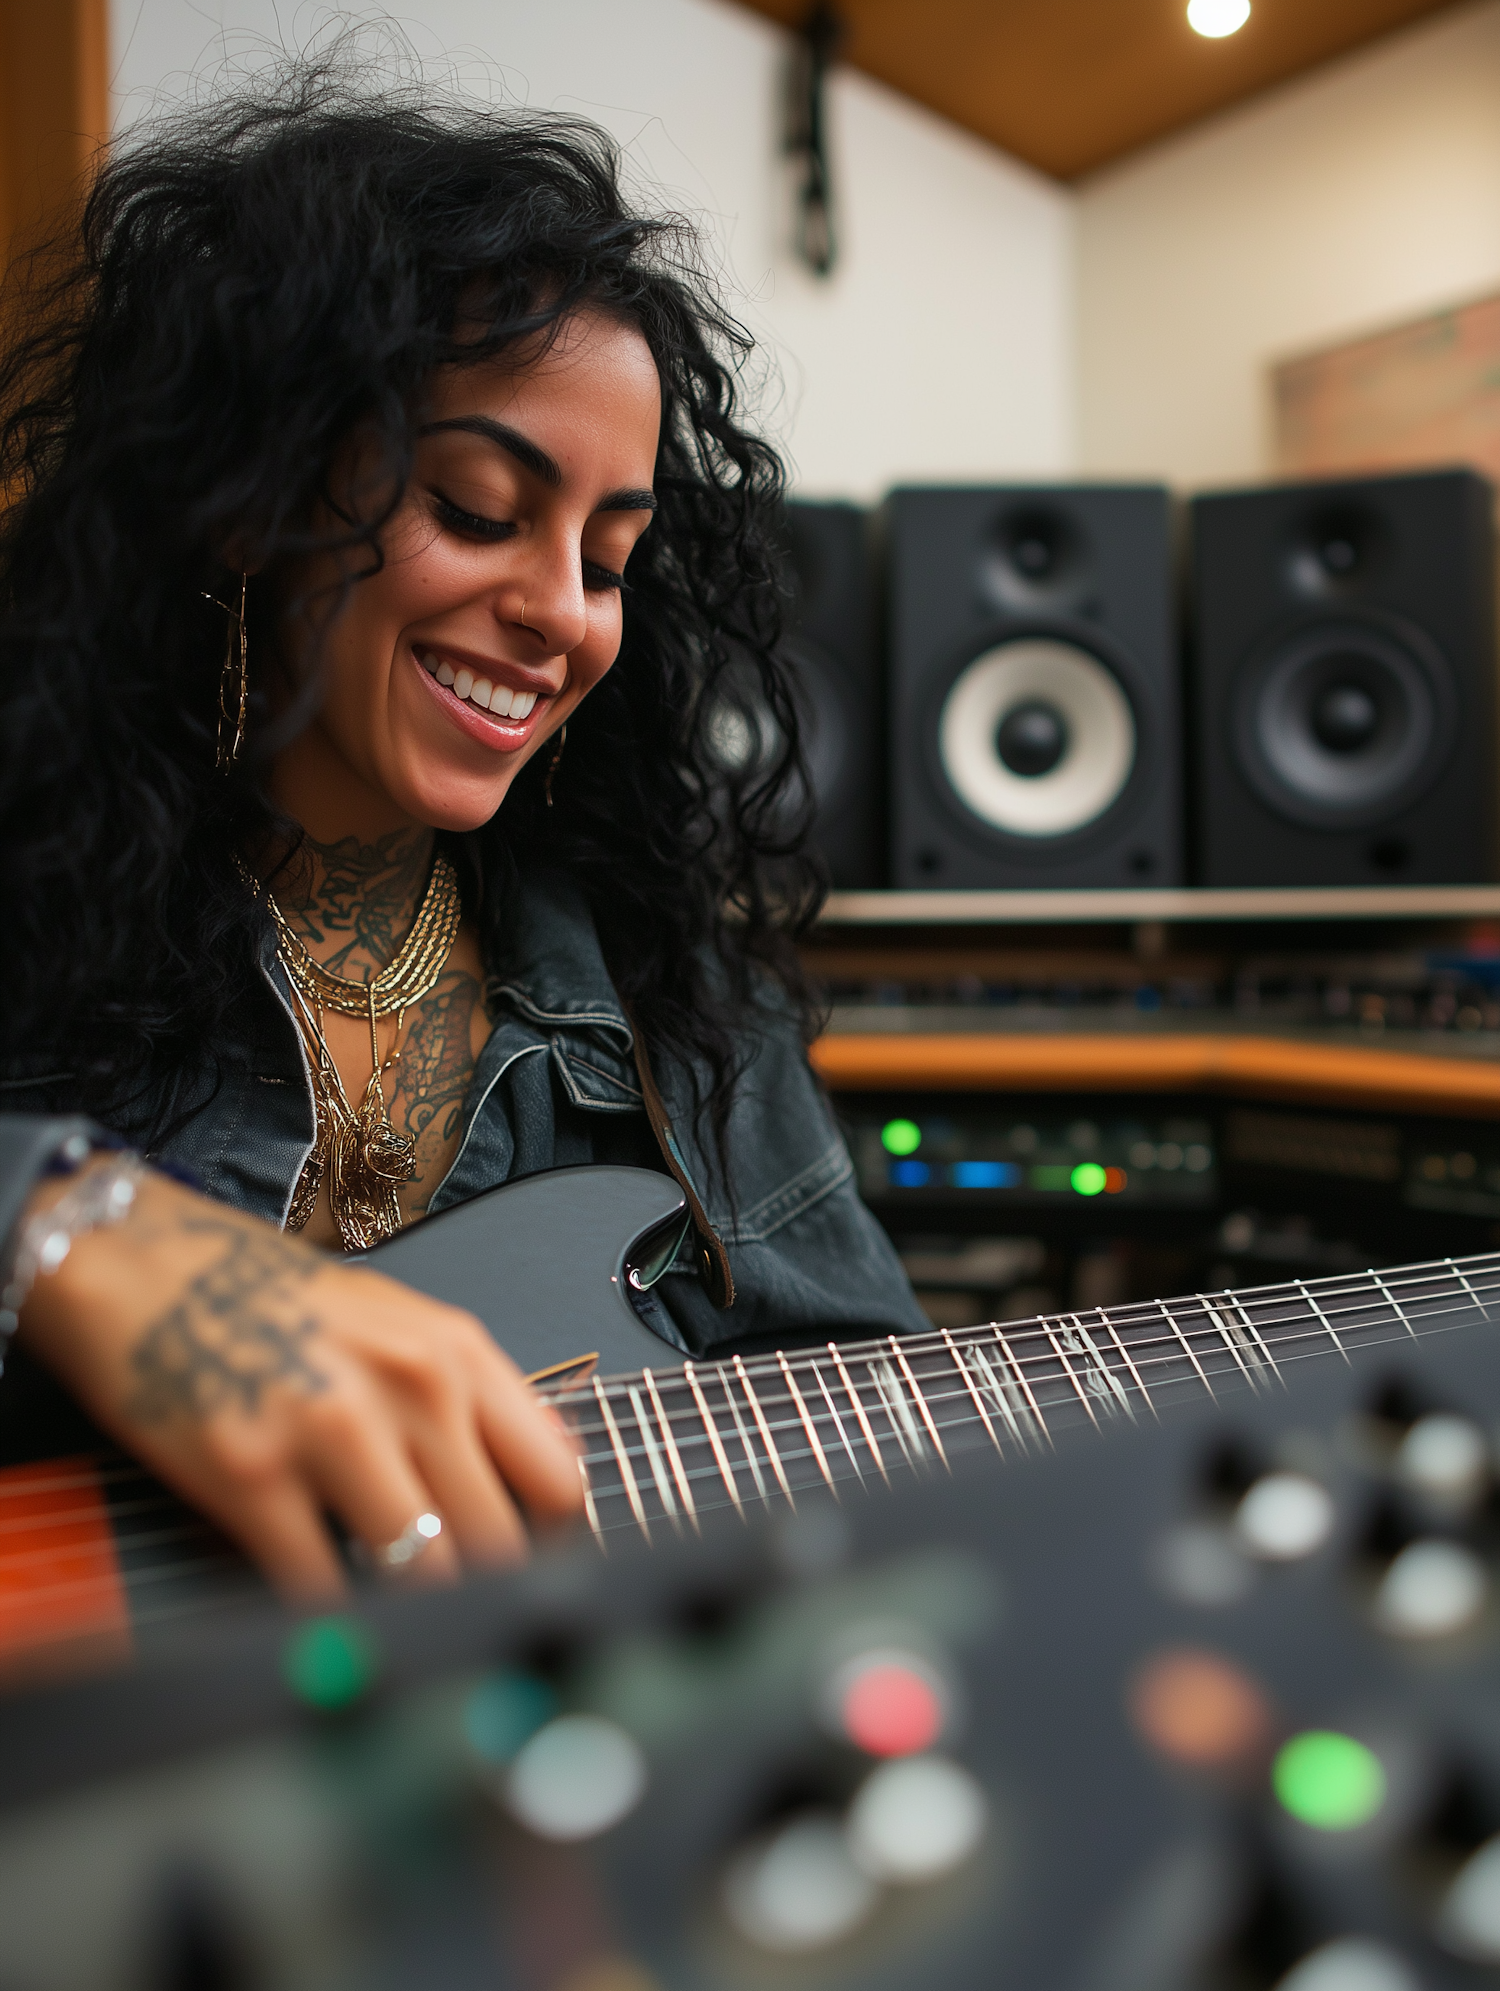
[0,869,925,1359]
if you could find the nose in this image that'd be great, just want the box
[499,534,590,660]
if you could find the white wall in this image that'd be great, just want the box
[1076,0,1500,491]
[108,0,1075,500]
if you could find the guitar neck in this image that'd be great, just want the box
[548,1251,1500,1545]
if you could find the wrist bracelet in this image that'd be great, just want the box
[0,1151,146,1359]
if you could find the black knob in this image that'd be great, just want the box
[996,701,1068,778]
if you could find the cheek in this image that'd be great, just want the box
[570,600,626,696]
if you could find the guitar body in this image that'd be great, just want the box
[369,1165,691,1377]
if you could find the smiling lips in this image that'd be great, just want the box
[416,646,542,720]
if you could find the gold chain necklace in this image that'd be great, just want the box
[264,851,463,1250]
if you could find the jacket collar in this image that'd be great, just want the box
[485,867,640,1112]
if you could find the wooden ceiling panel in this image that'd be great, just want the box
[736,0,1465,179]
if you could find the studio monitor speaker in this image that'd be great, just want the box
[704,500,884,889]
[1190,469,1497,886]
[888,485,1182,888]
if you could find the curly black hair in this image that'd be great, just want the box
[0,55,823,1170]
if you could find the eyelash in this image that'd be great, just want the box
[431,493,628,593]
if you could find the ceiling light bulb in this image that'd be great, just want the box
[1187,0,1250,37]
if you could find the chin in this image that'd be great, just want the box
[395,764,522,834]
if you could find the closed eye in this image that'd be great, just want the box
[433,491,628,592]
[432,492,516,543]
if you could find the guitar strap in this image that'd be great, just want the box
[625,1011,735,1310]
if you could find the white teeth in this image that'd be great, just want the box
[513,690,536,719]
[490,683,513,717]
[435,660,455,687]
[453,667,474,700]
[472,677,493,710]
[419,650,438,675]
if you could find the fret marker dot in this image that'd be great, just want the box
[832,1650,947,1757]
[1274,1731,1386,1831]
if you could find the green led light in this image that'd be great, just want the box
[1030,1165,1072,1191]
[1273,1731,1386,1831]
[881,1119,922,1157]
[1071,1162,1108,1196]
[282,1616,377,1712]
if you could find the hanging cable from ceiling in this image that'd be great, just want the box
[785,3,844,278]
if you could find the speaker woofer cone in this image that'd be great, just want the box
[937,638,1136,838]
[1231,615,1456,831]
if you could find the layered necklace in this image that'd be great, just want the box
[264,852,463,1251]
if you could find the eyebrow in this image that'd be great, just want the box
[420,414,657,513]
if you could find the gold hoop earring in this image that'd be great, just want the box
[544,722,567,808]
[202,572,248,772]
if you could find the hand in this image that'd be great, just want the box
[18,1165,584,1600]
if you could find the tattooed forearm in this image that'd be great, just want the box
[128,1217,327,1423]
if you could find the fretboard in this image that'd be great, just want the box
[544,1252,1500,1546]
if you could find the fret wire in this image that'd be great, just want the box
[1220,1288,1285,1384]
[644,1367,699,1531]
[627,1383,681,1533]
[826,1343,889,1482]
[808,1345,864,1489]
[1074,1313,1135,1419]
[990,1324,1053,1446]
[889,1337,950,1468]
[1296,1278,1350,1365]
[1370,1268,1417,1340]
[681,1361,745,1519]
[1196,1293,1262,1394]
[1446,1258,1491,1321]
[967,1342,1031,1450]
[777,1353,837,1493]
[940,1329,1004,1456]
[869,1359,920,1467]
[593,1378,652,1542]
[576,1454,605,1547]
[1155,1298,1217,1400]
[723,1364,772,1507]
[733,1357,796,1506]
[1039,1314,1100,1429]
[1096,1305,1156,1417]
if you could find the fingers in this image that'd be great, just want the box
[299,1396,462,1588]
[192,1473,349,1606]
[467,1338,586,1522]
[408,1420,529,1569]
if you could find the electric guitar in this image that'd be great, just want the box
[0,1162,1494,1676]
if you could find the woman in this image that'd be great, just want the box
[0,67,924,1599]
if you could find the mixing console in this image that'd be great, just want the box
[2,1298,1499,1988]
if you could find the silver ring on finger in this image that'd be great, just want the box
[369,1510,443,1571]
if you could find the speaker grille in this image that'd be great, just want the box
[1231,614,1455,831]
[937,639,1136,838]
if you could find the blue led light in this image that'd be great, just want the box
[951,1161,1022,1189]
[890,1160,931,1187]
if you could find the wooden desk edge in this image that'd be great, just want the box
[809,1032,1500,1119]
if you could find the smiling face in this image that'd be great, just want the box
[270,309,662,841]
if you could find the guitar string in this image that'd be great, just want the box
[1,1260,1495,1539]
[1,1268,1493,1592]
[559,1249,1500,1410]
[548,1257,1500,1440]
[562,1281,1500,1522]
